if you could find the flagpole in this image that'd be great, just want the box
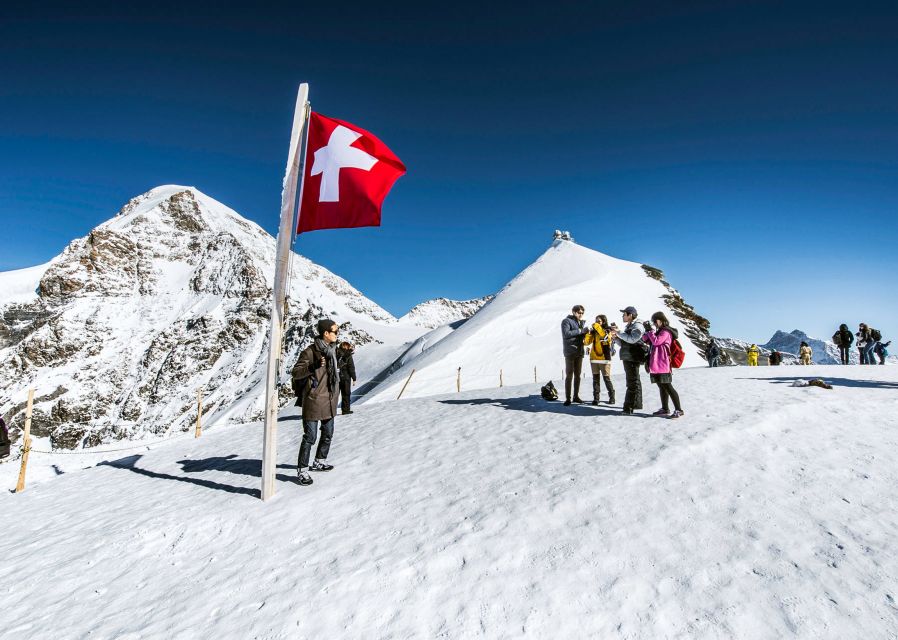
[262,83,310,502]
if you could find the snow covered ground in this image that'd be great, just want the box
[2,365,898,639]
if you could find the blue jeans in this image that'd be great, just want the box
[298,418,335,470]
[864,343,877,365]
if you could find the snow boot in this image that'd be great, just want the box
[563,399,572,406]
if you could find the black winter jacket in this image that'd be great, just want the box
[338,350,356,382]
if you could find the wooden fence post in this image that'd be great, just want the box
[499,369,503,388]
[15,389,35,494]
[195,389,203,438]
[396,368,416,400]
[456,367,461,393]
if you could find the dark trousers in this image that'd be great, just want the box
[839,345,851,365]
[0,421,9,458]
[564,355,583,400]
[622,360,643,411]
[708,357,719,368]
[298,418,334,470]
[339,378,352,413]
[864,343,877,365]
[859,347,868,365]
[591,370,614,402]
[658,382,682,412]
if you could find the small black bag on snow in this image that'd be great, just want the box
[540,380,559,401]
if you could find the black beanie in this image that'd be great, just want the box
[317,318,335,336]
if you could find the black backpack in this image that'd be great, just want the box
[633,340,651,364]
[540,381,559,401]
[832,331,841,346]
[871,328,882,341]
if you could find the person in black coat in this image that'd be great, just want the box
[833,324,854,365]
[705,339,721,367]
[0,416,11,459]
[337,342,357,415]
[560,305,590,405]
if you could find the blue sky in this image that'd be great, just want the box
[1,1,896,344]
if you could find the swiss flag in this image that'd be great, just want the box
[297,112,406,234]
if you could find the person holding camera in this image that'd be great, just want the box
[612,306,644,415]
[642,311,684,418]
[583,314,615,405]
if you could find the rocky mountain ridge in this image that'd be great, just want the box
[0,186,424,451]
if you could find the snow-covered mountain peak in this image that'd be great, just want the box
[363,239,717,402]
[399,296,493,329]
[0,187,421,451]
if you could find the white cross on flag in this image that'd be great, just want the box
[297,112,406,233]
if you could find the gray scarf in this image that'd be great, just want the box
[314,337,339,393]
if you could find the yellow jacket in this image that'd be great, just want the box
[583,323,612,361]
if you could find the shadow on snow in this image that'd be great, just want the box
[737,376,898,390]
[100,454,299,498]
[439,395,652,418]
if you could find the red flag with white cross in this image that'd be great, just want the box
[297,112,406,234]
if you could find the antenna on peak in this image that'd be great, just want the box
[553,230,574,243]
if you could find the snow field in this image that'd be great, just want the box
[2,365,898,639]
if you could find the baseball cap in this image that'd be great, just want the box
[620,306,637,316]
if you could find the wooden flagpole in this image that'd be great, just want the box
[262,83,310,502]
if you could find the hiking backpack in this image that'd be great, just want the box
[540,381,559,401]
[871,328,882,341]
[832,331,841,346]
[670,338,686,368]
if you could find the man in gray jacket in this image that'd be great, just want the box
[613,306,644,415]
[561,305,590,406]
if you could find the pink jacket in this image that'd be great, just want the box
[642,328,672,374]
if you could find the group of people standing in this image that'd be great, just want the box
[289,319,357,486]
[561,305,684,419]
[838,323,890,365]
[703,322,889,367]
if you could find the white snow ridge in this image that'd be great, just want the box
[362,239,712,403]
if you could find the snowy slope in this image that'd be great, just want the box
[2,366,898,638]
[399,295,493,329]
[0,186,425,450]
[363,239,715,403]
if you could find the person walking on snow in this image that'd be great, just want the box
[832,324,854,365]
[337,341,357,415]
[561,305,589,406]
[799,341,812,365]
[642,311,684,418]
[292,318,341,486]
[705,339,721,367]
[768,349,783,366]
[746,344,760,366]
[584,314,615,405]
[612,306,644,415]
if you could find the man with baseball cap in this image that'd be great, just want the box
[613,306,645,415]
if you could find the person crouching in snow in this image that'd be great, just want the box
[642,312,684,419]
[874,340,890,365]
[746,344,760,366]
[584,314,615,405]
[799,341,812,365]
[293,318,341,486]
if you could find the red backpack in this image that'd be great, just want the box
[670,338,686,368]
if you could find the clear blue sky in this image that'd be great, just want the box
[2,1,896,344]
